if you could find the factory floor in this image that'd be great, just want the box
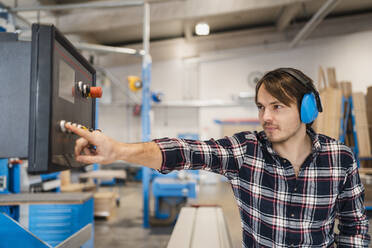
[94,176,242,248]
[94,176,372,248]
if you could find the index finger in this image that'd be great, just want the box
[65,123,95,142]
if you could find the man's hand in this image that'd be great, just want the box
[65,123,163,169]
[65,123,121,165]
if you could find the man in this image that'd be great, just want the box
[66,68,370,247]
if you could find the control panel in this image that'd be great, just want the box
[27,24,101,174]
[0,24,101,174]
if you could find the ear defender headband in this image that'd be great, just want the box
[278,68,323,124]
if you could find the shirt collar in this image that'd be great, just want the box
[257,126,321,156]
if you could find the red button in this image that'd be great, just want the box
[89,86,102,98]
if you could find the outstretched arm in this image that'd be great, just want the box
[65,123,162,170]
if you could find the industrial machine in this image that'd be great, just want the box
[150,171,197,225]
[1,23,100,174]
[0,23,101,247]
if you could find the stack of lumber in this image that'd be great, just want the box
[313,67,342,140]
[313,67,371,162]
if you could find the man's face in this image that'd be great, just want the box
[256,84,303,143]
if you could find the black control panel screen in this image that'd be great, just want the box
[58,59,75,104]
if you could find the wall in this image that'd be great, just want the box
[98,29,372,142]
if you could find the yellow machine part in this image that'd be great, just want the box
[128,76,142,92]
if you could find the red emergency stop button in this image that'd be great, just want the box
[89,87,102,98]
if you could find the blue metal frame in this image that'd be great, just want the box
[141,58,152,228]
[0,159,20,220]
[339,96,360,166]
[0,213,51,248]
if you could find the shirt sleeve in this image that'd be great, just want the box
[153,132,252,179]
[335,159,371,248]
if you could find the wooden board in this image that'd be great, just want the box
[61,182,96,192]
[80,170,127,180]
[313,67,343,140]
[366,87,372,156]
[167,207,196,248]
[313,87,343,139]
[94,192,118,219]
[60,170,71,186]
[340,81,352,98]
[167,207,232,248]
[0,193,93,206]
[352,92,371,158]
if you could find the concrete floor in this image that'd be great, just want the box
[94,177,372,248]
[94,177,242,248]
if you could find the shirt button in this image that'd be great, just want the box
[291,213,295,217]
[294,187,297,192]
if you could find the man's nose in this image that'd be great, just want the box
[262,109,273,122]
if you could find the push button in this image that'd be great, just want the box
[59,120,67,133]
[77,81,102,98]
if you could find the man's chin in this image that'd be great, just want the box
[266,133,286,144]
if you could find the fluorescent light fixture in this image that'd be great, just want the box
[195,22,210,36]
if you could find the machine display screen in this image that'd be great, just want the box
[58,60,75,103]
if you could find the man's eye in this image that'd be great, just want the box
[273,105,282,109]
[257,106,263,110]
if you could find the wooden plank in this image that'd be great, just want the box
[167,207,232,248]
[60,170,71,186]
[314,87,342,139]
[358,167,372,174]
[79,170,127,180]
[352,92,371,158]
[216,207,233,248]
[340,81,352,98]
[61,183,96,192]
[167,207,196,248]
[0,193,93,205]
[192,208,221,248]
[94,191,119,219]
[366,87,372,153]
[327,67,338,88]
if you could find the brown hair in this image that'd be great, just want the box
[255,68,315,115]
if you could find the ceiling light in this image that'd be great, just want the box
[195,22,210,36]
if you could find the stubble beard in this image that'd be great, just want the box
[267,122,302,145]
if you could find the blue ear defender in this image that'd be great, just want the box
[300,92,318,124]
[277,68,323,124]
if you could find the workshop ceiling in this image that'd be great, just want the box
[2,0,372,66]
[2,0,372,45]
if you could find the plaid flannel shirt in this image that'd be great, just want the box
[154,128,370,248]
